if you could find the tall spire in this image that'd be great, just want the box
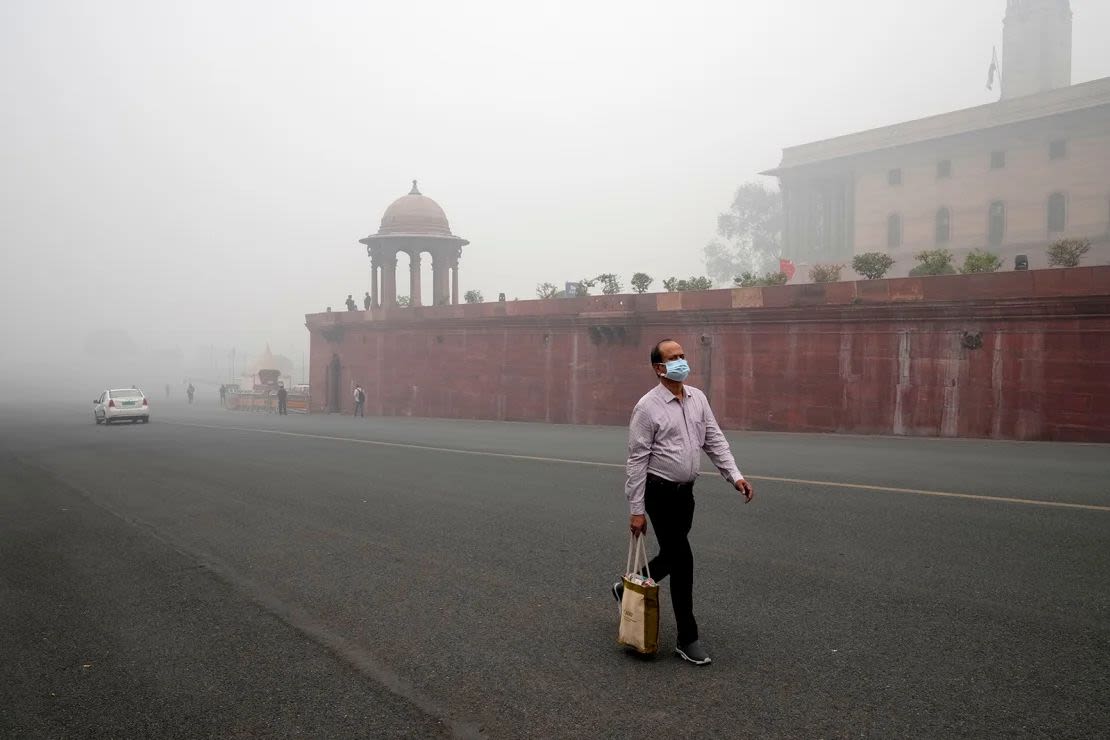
[1002,0,1072,99]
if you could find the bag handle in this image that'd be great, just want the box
[625,532,653,581]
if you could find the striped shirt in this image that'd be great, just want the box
[624,383,744,515]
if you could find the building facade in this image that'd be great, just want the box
[765,0,1110,274]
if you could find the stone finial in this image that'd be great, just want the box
[410,179,421,195]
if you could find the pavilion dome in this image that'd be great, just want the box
[376,180,455,237]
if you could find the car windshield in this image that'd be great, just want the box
[109,389,143,399]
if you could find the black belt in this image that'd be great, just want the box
[646,473,694,491]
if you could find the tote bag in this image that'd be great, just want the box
[618,534,660,654]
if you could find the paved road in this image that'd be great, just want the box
[2,401,1108,738]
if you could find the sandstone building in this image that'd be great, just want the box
[764,0,1109,273]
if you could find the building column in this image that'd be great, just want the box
[409,252,422,307]
[429,252,447,306]
[451,261,459,305]
[381,252,397,307]
[370,253,380,308]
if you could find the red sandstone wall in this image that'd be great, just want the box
[307,267,1110,442]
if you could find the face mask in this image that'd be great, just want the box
[659,358,690,382]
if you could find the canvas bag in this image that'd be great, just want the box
[618,533,660,654]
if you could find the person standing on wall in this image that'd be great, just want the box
[614,338,754,666]
[353,384,366,418]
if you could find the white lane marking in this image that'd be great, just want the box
[163,421,1110,513]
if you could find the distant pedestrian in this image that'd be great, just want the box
[613,338,754,666]
[277,382,288,415]
[219,384,227,407]
[346,294,358,311]
[353,384,366,417]
[165,384,171,399]
[363,291,372,310]
[186,383,195,405]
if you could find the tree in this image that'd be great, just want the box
[960,250,1001,274]
[1047,237,1092,267]
[536,282,558,299]
[852,252,895,280]
[595,273,622,295]
[630,272,653,294]
[809,264,844,283]
[576,278,597,296]
[663,276,713,292]
[463,290,484,304]
[734,271,788,288]
[396,295,411,307]
[703,182,783,285]
[909,249,956,276]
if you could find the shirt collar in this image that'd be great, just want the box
[655,382,688,403]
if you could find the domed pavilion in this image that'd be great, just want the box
[359,181,469,308]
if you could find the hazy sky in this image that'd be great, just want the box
[3,0,1108,381]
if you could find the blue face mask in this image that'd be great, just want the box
[660,358,690,382]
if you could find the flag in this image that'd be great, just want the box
[987,46,999,90]
[779,258,796,281]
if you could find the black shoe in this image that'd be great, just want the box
[675,641,712,665]
[611,580,624,605]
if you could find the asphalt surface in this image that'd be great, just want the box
[2,400,1108,738]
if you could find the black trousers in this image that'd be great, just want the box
[354,401,365,417]
[644,473,698,645]
[278,399,287,415]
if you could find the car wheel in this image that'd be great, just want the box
[94,414,102,425]
[142,417,150,424]
[104,418,112,425]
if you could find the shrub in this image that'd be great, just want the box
[734,271,788,288]
[1047,237,1092,268]
[809,264,844,283]
[630,272,653,294]
[536,282,558,299]
[911,248,956,276]
[663,276,714,292]
[960,250,1001,274]
[852,252,895,280]
[463,290,484,303]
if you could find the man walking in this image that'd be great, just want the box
[276,382,288,415]
[353,384,366,417]
[363,291,372,310]
[614,339,754,666]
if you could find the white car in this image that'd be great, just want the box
[93,388,151,424]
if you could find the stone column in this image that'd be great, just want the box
[451,262,459,305]
[369,253,380,308]
[430,252,448,306]
[409,252,422,307]
[381,252,397,307]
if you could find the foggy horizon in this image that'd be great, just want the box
[3,0,1109,391]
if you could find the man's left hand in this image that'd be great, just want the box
[734,478,754,503]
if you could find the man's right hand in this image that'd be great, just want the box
[630,514,647,536]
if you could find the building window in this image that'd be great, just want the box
[1050,139,1067,160]
[888,168,902,186]
[990,151,1006,169]
[936,207,951,244]
[937,159,951,179]
[1047,192,1067,232]
[989,201,1006,246]
[887,213,902,248]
